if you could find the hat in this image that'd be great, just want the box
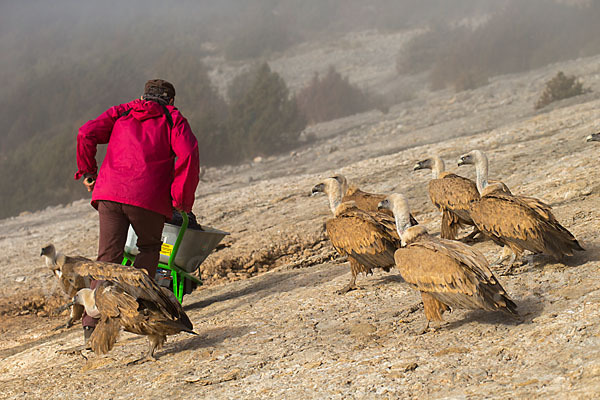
[144,79,176,99]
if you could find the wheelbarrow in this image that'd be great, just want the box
[122,212,229,303]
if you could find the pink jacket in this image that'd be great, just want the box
[75,99,199,218]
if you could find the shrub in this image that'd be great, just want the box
[535,71,590,110]
[409,1,600,92]
[296,66,375,124]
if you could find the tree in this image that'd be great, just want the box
[227,63,306,161]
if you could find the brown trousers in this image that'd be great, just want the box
[82,200,166,327]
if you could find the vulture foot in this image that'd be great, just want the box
[336,283,361,295]
[127,354,157,366]
[419,321,442,335]
[501,259,526,276]
[51,322,72,331]
[461,230,483,244]
[57,344,90,360]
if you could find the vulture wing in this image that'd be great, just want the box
[395,236,516,313]
[343,187,385,213]
[326,206,400,270]
[428,173,479,239]
[71,260,190,327]
[428,174,479,219]
[470,192,583,258]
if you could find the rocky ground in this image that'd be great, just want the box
[1,30,600,399]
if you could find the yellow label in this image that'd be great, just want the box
[160,242,173,257]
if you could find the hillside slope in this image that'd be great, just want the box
[0,48,599,399]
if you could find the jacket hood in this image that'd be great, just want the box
[130,99,165,122]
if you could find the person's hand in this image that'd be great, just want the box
[83,174,96,192]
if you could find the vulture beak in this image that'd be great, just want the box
[457,156,467,166]
[311,184,324,196]
[587,133,600,142]
[56,300,75,314]
[377,200,388,210]
[412,162,423,171]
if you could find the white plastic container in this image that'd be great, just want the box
[124,223,229,272]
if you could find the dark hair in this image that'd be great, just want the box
[143,79,176,105]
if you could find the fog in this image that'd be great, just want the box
[1,0,598,218]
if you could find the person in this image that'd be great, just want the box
[74,79,200,342]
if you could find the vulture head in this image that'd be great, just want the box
[587,133,600,142]
[458,150,490,193]
[413,158,433,171]
[329,174,349,195]
[41,243,56,259]
[72,288,100,318]
[311,177,344,215]
[457,149,486,167]
[413,155,445,179]
[56,287,99,318]
[41,243,61,275]
[378,193,415,239]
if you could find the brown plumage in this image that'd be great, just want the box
[41,244,91,328]
[378,194,517,330]
[64,260,195,363]
[331,174,418,225]
[458,150,584,273]
[468,185,584,272]
[311,177,402,293]
[413,156,480,240]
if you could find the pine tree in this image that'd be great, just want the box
[227,63,306,161]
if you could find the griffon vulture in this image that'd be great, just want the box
[413,155,480,241]
[41,244,91,328]
[378,193,517,331]
[331,174,418,225]
[587,133,600,142]
[311,177,402,294]
[457,150,584,273]
[58,258,195,364]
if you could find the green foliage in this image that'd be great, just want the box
[226,63,306,161]
[296,66,375,124]
[535,71,590,110]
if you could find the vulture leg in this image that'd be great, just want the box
[59,304,85,330]
[336,276,360,294]
[419,292,448,334]
[127,336,162,365]
[501,251,519,276]
[336,259,361,295]
[461,227,482,243]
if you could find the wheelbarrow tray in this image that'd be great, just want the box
[124,223,229,272]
